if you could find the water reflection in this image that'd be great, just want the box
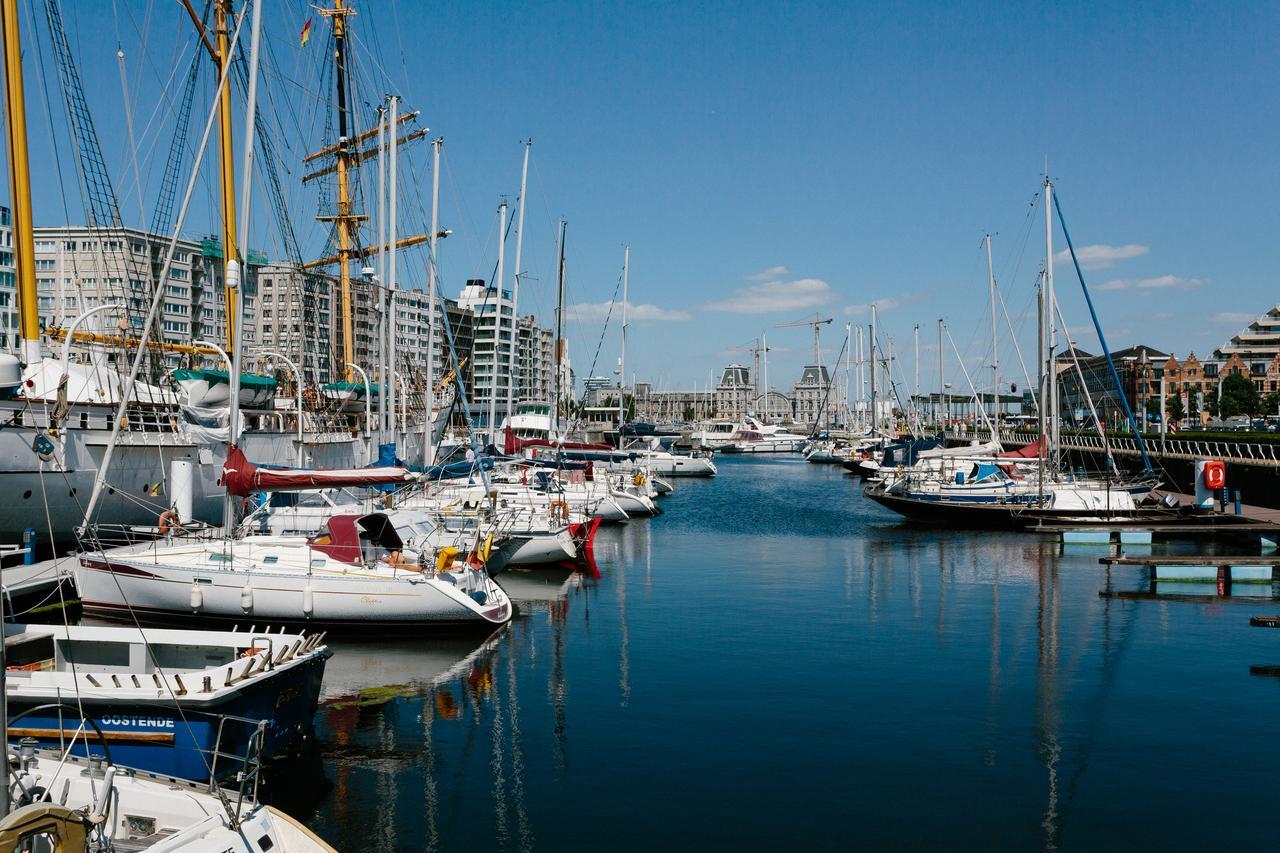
[270,460,1279,850]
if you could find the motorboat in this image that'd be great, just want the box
[3,622,329,783]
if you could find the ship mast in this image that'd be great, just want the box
[1,0,40,367]
[214,0,239,353]
[325,0,355,381]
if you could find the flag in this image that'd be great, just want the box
[300,17,312,47]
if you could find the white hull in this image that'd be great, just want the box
[0,400,428,542]
[77,548,511,628]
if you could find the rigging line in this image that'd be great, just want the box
[1052,191,1153,472]
[81,2,251,527]
[996,274,1038,413]
[1053,294,1116,474]
[945,324,999,439]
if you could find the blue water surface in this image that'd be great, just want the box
[285,455,1280,851]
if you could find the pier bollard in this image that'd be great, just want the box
[21,526,35,565]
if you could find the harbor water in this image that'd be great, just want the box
[274,455,1280,850]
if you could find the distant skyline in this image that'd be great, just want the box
[2,0,1277,395]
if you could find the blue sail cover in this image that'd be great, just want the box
[881,439,941,468]
[365,444,403,492]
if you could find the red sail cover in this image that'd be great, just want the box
[996,437,1047,459]
[221,446,417,497]
[503,427,612,456]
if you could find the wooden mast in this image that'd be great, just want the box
[318,0,357,381]
[214,0,239,353]
[2,0,41,366]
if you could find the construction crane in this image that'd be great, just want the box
[730,336,772,396]
[774,313,833,367]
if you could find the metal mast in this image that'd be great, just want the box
[488,201,507,437]
[507,141,531,421]
[986,233,1000,435]
[425,136,442,464]
[1045,178,1059,470]
[387,95,400,438]
[552,220,566,434]
[618,245,629,429]
[869,306,878,434]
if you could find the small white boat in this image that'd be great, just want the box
[78,510,513,629]
[0,748,334,852]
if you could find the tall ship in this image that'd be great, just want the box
[0,0,441,542]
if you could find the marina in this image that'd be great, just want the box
[0,0,1272,849]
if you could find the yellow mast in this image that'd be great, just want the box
[318,0,356,382]
[1,0,42,365]
[214,0,239,354]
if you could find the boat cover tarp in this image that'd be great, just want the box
[222,446,417,497]
[881,439,940,468]
[172,368,278,390]
[997,437,1046,459]
[504,426,612,456]
[970,462,1003,482]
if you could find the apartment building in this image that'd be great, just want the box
[0,206,15,351]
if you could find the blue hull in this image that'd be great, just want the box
[7,653,327,783]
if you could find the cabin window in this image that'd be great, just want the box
[263,555,279,564]
[208,554,233,563]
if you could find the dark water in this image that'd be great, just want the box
[279,455,1280,851]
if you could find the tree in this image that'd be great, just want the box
[682,404,696,421]
[1217,373,1264,418]
[1265,391,1280,416]
[1166,394,1185,422]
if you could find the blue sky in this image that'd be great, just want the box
[6,0,1279,396]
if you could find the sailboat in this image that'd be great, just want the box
[865,179,1175,528]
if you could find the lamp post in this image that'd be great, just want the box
[346,361,373,461]
[255,349,304,466]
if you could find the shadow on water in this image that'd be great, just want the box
[262,454,1280,851]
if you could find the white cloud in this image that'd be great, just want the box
[1210,311,1255,324]
[1095,275,1203,292]
[704,276,836,314]
[844,295,911,316]
[1053,243,1149,270]
[564,301,692,322]
[745,265,791,281]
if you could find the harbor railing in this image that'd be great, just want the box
[943,430,1280,468]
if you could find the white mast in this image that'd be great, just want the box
[938,318,945,428]
[489,201,507,439]
[761,331,769,421]
[386,95,399,439]
[869,304,878,434]
[1044,178,1059,469]
[914,322,920,421]
[855,324,864,429]
[986,233,999,436]
[375,104,387,435]
[424,136,441,467]
[507,140,531,421]
[618,245,629,429]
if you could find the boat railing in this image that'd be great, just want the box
[942,429,1280,468]
[204,713,269,817]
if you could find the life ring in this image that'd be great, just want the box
[1203,460,1226,490]
[158,509,180,534]
[549,499,570,523]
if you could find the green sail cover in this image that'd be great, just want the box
[172,368,279,390]
[322,381,382,397]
